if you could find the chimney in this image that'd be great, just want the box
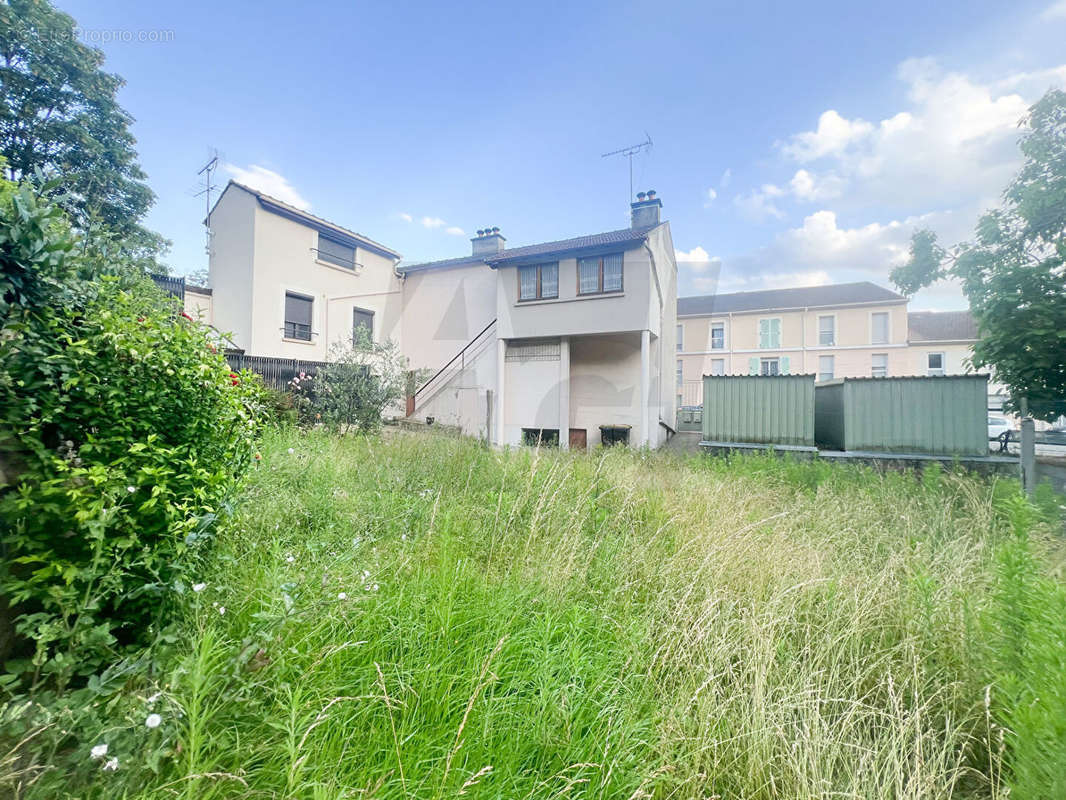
[630,189,662,229]
[472,226,506,257]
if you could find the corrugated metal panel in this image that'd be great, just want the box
[702,375,815,446]
[832,375,988,455]
[814,381,845,449]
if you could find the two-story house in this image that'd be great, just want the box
[205,181,677,449]
[675,282,909,405]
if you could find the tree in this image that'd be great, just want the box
[891,89,1066,421]
[0,0,168,266]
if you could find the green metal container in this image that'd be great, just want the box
[814,375,988,455]
[702,374,816,446]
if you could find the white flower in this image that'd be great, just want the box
[192,582,206,593]
[286,555,295,563]
[146,692,161,704]
[126,486,136,493]
[218,606,226,616]
[401,534,407,541]
[90,743,108,759]
[103,757,119,771]
[373,583,379,592]
[145,713,162,729]
[287,448,295,455]
[337,592,347,600]
[362,570,370,580]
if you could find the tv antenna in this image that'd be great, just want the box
[194,150,220,258]
[602,133,652,203]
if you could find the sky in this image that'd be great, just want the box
[56,0,1066,310]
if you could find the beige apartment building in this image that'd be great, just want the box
[675,283,994,408]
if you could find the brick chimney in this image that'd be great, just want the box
[630,189,662,229]
[472,226,506,256]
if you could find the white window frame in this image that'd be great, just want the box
[927,351,946,376]
[676,358,684,387]
[676,323,684,352]
[760,357,780,376]
[870,311,890,345]
[758,317,782,349]
[710,358,725,376]
[871,353,888,378]
[817,314,836,347]
[818,355,834,382]
[709,320,726,350]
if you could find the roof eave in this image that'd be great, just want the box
[486,234,649,269]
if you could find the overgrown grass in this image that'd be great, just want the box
[11,429,1066,798]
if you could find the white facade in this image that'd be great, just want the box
[205,181,678,450]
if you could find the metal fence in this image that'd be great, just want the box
[225,351,330,391]
[150,273,185,301]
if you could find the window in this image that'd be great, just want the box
[522,428,559,447]
[711,358,725,376]
[676,358,683,387]
[871,353,888,377]
[577,252,623,295]
[871,312,889,344]
[927,352,945,376]
[710,323,725,350]
[353,307,374,344]
[818,315,835,346]
[818,355,834,382]
[676,324,684,351]
[760,357,780,376]
[317,234,356,269]
[758,318,781,349]
[284,292,313,340]
[517,262,558,301]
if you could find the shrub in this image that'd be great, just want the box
[0,184,264,693]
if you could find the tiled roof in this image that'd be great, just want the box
[395,254,489,274]
[677,281,906,316]
[214,181,402,260]
[907,310,978,342]
[485,226,654,266]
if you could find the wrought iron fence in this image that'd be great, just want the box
[150,273,185,301]
[225,351,329,391]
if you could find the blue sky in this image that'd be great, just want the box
[57,0,1066,309]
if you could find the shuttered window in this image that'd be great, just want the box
[318,234,356,269]
[577,252,624,295]
[758,318,781,349]
[284,292,313,340]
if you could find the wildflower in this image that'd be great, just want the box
[126,486,136,493]
[299,372,306,379]
[146,692,161,704]
[286,555,295,563]
[362,570,370,580]
[288,447,295,455]
[218,606,226,616]
[192,582,207,593]
[401,533,407,541]
[254,452,262,461]
[145,713,162,729]
[338,592,347,600]
[180,311,193,321]
[372,583,379,592]
[103,757,119,771]
[90,743,108,759]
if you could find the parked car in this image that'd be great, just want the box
[987,414,1013,441]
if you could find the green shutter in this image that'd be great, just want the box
[749,357,759,375]
[759,319,769,349]
[771,318,781,349]
[780,356,790,374]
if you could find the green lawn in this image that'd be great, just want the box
[27,429,1066,799]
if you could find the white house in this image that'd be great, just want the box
[205,182,678,449]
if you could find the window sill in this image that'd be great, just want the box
[282,337,316,345]
[315,258,361,276]
[515,292,625,308]
[517,295,559,304]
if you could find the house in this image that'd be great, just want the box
[205,181,677,449]
[206,181,404,360]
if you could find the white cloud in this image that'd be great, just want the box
[421,216,446,228]
[445,226,465,236]
[719,168,732,188]
[398,212,413,223]
[706,188,717,202]
[675,246,722,275]
[717,270,832,293]
[734,183,786,221]
[789,169,844,201]
[780,110,874,162]
[224,164,310,210]
[1041,0,1066,19]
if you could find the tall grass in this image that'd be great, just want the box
[15,429,1066,798]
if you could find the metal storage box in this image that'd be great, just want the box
[702,374,816,447]
[814,375,988,456]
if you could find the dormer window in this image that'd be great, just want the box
[578,253,623,295]
[518,262,559,301]
[317,234,356,269]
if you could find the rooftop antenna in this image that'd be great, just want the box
[194,149,220,259]
[601,132,652,203]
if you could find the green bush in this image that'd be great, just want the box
[0,183,265,693]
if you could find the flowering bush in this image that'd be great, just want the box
[0,183,267,695]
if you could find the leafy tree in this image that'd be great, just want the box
[0,0,168,266]
[891,89,1066,421]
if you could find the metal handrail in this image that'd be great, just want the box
[311,247,361,271]
[414,319,497,401]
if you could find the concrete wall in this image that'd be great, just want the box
[208,185,256,348]
[502,341,562,446]
[412,329,498,440]
[400,262,496,371]
[569,333,644,448]
[183,287,213,324]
